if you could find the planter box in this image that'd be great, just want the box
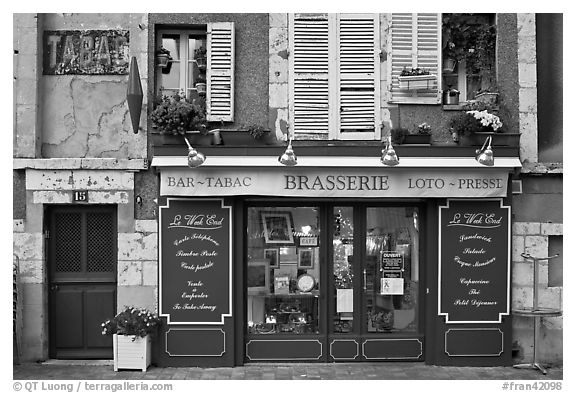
[398,75,437,90]
[217,130,277,146]
[403,134,431,144]
[459,132,520,147]
[150,131,217,147]
[113,334,151,372]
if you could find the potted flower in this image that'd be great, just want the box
[101,306,160,372]
[155,47,172,68]
[449,102,518,146]
[398,67,436,90]
[404,122,432,144]
[150,94,218,146]
[194,46,207,68]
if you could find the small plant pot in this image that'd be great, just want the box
[442,58,457,72]
[196,83,207,94]
[156,54,170,68]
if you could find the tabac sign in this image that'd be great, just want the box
[160,167,511,198]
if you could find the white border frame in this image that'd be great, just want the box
[245,339,323,361]
[261,211,295,245]
[444,328,504,357]
[159,197,233,325]
[438,198,511,324]
[362,338,423,360]
[165,328,226,357]
[329,339,359,360]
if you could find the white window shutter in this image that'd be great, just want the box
[337,13,380,140]
[207,22,235,121]
[388,13,441,104]
[289,14,330,137]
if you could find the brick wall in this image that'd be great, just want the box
[511,221,563,365]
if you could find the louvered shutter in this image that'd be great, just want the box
[289,14,330,138]
[337,13,380,140]
[388,13,441,104]
[207,22,235,121]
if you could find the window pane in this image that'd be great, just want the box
[365,207,419,333]
[160,62,180,91]
[162,35,180,61]
[246,207,320,335]
[333,207,354,333]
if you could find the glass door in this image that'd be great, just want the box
[364,207,420,335]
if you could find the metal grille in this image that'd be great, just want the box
[54,212,82,272]
[86,213,115,272]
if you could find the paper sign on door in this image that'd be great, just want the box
[381,278,404,295]
[336,288,354,313]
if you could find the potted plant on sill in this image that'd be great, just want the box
[403,122,432,144]
[155,47,172,68]
[448,102,518,146]
[150,94,219,146]
[398,67,437,90]
[101,306,160,372]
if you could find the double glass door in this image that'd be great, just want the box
[246,203,423,360]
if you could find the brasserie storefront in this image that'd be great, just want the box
[151,152,520,367]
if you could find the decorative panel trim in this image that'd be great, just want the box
[445,328,504,357]
[329,339,359,360]
[245,339,323,361]
[165,328,226,357]
[362,338,423,360]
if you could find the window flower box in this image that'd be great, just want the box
[403,134,431,144]
[458,132,520,147]
[398,74,437,90]
[113,334,152,372]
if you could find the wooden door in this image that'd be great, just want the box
[48,206,117,359]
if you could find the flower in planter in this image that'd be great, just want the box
[101,306,160,338]
[417,122,432,135]
[448,101,502,138]
[400,67,431,77]
[466,110,502,132]
[246,124,268,140]
[150,94,208,135]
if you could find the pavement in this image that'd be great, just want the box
[13,360,563,380]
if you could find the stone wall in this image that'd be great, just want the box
[511,221,563,365]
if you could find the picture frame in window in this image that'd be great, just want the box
[247,260,270,295]
[264,248,279,268]
[261,211,294,245]
[297,249,314,269]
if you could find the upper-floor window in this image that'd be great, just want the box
[155,23,235,122]
[441,13,496,103]
[289,13,381,141]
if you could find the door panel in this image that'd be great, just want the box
[48,206,117,359]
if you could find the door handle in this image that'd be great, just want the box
[51,284,59,291]
[363,269,367,291]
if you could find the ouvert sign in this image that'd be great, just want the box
[160,167,511,198]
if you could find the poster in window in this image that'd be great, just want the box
[261,212,294,244]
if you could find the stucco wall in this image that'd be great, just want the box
[148,13,269,131]
[38,13,148,159]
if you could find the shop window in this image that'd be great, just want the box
[246,207,320,335]
[441,14,496,103]
[365,207,419,333]
[289,13,381,140]
[155,23,235,121]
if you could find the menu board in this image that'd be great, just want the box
[439,199,510,323]
[160,198,231,324]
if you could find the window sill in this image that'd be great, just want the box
[443,104,467,111]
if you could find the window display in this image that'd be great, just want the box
[247,207,320,335]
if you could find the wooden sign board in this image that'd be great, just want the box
[159,198,232,324]
[439,199,510,323]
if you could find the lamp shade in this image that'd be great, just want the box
[380,137,399,166]
[126,56,143,134]
[278,138,297,166]
[184,137,206,168]
[475,136,494,166]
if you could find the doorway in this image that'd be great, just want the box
[244,202,425,362]
[47,205,117,359]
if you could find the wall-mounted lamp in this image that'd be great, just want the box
[127,56,143,134]
[184,137,206,168]
[380,136,399,166]
[278,137,298,166]
[475,136,494,166]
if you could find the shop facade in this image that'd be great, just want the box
[13,13,562,368]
